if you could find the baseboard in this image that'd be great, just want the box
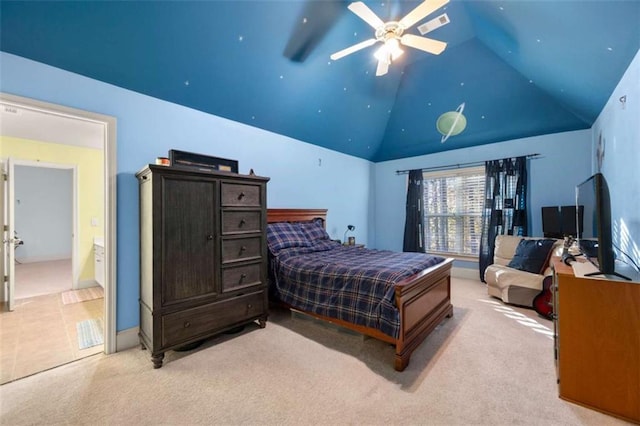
[116,326,140,352]
[76,279,100,290]
[15,255,71,264]
[452,266,480,281]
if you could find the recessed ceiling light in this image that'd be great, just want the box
[529,80,534,83]
[318,109,322,113]
[460,82,465,86]
[367,104,371,109]
[481,115,485,119]
[537,39,541,43]
[279,75,284,79]
[607,47,613,51]
[499,6,504,10]
[303,17,308,24]
[184,80,189,86]
[238,35,243,42]
[344,87,347,91]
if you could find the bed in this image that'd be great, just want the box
[266,208,454,371]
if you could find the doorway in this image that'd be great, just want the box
[0,93,116,383]
[14,163,76,302]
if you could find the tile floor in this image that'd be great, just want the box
[0,262,104,384]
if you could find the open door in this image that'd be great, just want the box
[1,157,16,311]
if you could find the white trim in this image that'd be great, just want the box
[116,327,140,352]
[1,92,117,355]
[13,256,71,264]
[77,279,99,289]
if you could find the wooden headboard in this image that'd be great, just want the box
[267,208,327,224]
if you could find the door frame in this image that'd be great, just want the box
[0,92,117,354]
[12,161,78,288]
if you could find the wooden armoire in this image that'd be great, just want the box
[136,164,269,368]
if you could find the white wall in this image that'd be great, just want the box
[592,49,640,268]
[14,165,72,262]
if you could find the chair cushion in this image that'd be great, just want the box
[507,239,556,274]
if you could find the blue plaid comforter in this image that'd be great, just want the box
[269,243,445,339]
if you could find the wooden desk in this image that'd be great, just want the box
[553,259,640,423]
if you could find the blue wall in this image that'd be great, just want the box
[1,49,637,334]
[372,129,593,269]
[1,52,373,332]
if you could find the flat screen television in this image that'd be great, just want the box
[575,173,629,280]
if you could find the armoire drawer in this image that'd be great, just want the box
[222,262,262,292]
[222,210,262,235]
[222,236,262,263]
[161,291,265,347]
[221,182,261,207]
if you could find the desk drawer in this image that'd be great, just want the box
[222,263,262,292]
[161,291,265,347]
[221,183,261,207]
[222,211,262,235]
[222,236,262,263]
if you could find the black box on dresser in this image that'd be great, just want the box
[136,164,269,368]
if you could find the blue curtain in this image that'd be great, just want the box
[479,156,528,281]
[403,169,425,252]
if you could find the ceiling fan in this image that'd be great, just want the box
[330,0,450,76]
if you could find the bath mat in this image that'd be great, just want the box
[76,318,104,350]
[62,287,103,305]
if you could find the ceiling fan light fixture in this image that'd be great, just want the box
[374,38,403,63]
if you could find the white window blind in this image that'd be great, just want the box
[423,166,485,257]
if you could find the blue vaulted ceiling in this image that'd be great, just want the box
[1,1,638,162]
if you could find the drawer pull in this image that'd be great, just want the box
[240,273,247,282]
[184,321,191,328]
[207,235,214,241]
[240,246,247,252]
[238,192,245,200]
[239,219,246,227]
[247,304,252,309]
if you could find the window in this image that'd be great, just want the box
[422,166,485,257]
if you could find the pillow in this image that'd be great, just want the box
[309,239,340,252]
[266,222,311,253]
[507,239,556,274]
[299,218,331,242]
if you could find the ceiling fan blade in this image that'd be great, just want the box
[283,1,345,62]
[400,34,447,55]
[376,59,390,76]
[348,2,385,29]
[330,38,377,60]
[398,0,449,30]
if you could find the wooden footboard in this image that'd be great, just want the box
[394,257,454,371]
[267,208,455,371]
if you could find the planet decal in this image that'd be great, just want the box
[437,102,466,143]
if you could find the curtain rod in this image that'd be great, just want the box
[395,153,542,175]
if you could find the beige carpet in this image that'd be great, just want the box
[0,278,627,425]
